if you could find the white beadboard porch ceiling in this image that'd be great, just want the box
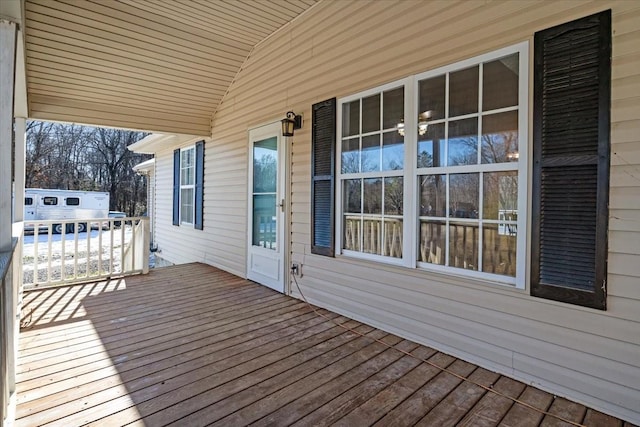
[23,0,317,135]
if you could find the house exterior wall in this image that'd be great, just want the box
[153,137,247,278]
[151,0,640,422]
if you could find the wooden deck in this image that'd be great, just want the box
[15,263,631,427]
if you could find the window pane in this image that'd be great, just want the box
[382,131,403,170]
[450,173,479,218]
[363,178,382,214]
[419,174,446,217]
[483,171,518,220]
[252,194,276,249]
[342,100,360,137]
[449,223,478,271]
[419,75,445,121]
[448,118,478,166]
[483,53,519,111]
[483,224,517,277]
[181,148,195,185]
[181,167,192,186]
[343,216,361,252]
[253,137,277,193]
[362,135,380,172]
[384,219,403,258]
[181,148,193,168]
[383,87,404,130]
[362,94,380,133]
[419,220,445,265]
[384,177,403,216]
[43,197,57,206]
[449,66,479,117]
[181,188,194,223]
[341,138,360,173]
[481,111,518,164]
[343,179,361,213]
[66,197,80,206]
[363,218,382,255]
[417,123,445,168]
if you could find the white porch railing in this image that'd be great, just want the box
[22,217,149,288]
[1,224,22,423]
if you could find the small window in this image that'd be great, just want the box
[173,141,205,229]
[43,197,58,206]
[66,197,80,206]
[25,197,33,206]
[180,147,196,225]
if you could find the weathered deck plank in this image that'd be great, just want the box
[415,367,501,427]
[14,263,632,427]
[291,346,437,427]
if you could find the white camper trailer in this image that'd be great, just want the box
[24,188,110,233]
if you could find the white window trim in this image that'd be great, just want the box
[179,145,196,226]
[336,41,529,289]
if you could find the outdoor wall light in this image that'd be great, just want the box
[281,111,302,137]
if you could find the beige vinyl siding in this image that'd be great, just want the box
[156,0,640,422]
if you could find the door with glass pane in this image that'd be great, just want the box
[247,123,286,293]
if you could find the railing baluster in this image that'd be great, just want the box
[120,224,125,275]
[61,224,66,283]
[110,220,114,275]
[33,224,39,286]
[98,222,103,278]
[85,220,90,279]
[73,224,79,278]
[47,223,53,284]
[131,219,137,271]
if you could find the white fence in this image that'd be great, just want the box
[22,217,149,288]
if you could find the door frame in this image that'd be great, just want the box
[246,121,289,294]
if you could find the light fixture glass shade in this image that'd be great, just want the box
[282,116,295,136]
[282,111,301,137]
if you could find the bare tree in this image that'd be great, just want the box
[88,127,149,215]
[25,121,150,216]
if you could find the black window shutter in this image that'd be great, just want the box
[311,98,336,256]
[172,148,180,226]
[531,10,611,309]
[194,140,204,230]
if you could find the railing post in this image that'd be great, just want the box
[0,18,18,423]
[0,20,17,253]
[142,218,150,274]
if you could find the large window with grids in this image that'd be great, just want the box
[336,42,528,286]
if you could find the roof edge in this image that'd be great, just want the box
[129,133,204,154]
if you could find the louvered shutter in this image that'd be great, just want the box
[194,141,204,230]
[531,10,611,309]
[172,148,180,226]
[311,98,336,256]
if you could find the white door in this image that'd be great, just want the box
[247,122,286,293]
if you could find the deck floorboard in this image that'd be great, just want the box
[15,263,629,427]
